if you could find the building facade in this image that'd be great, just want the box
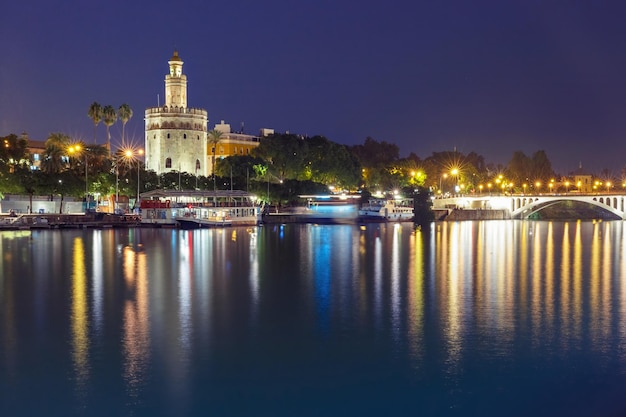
[145,51,208,176]
[145,51,267,177]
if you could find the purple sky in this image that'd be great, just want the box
[2,0,626,175]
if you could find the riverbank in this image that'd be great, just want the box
[0,213,141,230]
[0,208,530,231]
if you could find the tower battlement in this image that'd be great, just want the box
[145,106,207,116]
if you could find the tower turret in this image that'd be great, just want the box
[165,50,187,107]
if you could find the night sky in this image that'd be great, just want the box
[2,0,626,174]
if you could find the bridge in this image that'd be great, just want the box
[432,194,626,219]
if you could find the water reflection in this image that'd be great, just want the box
[3,221,626,416]
[122,243,150,406]
[71,237,89,396]
[407,227,424,367]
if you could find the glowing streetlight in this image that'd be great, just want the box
[440,173,448,194]
[68,144,88,206]
[124,148,144,209]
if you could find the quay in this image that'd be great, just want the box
[0,213,143,230]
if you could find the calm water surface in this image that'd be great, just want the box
[2,221,626,416]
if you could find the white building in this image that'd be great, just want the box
[145,51,270,177]
[144,51,208,176]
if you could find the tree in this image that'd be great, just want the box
[118,103,133,143]
[413,186,434,227]
[531,150,555,183]
[507,151,532,186]
[0,133,29,173]
[41,133,70,175]
[348,137,400,190]
[306,136,361,189]
[207,129,224,175]
[87,102,103,144]
[252,133,307,181]
[102,105,117,155]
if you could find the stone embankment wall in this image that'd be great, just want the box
[444,209,510,221]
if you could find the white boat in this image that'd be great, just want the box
[358,197,414,221]
[139,189,261,228]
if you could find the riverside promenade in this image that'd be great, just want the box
[0,213,142,230]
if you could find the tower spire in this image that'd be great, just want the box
[165,50,187,107]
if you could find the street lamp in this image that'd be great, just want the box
[440,173,448,194]
[68,144,88,208]
[124,147,144,210]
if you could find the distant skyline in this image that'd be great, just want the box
[2,1,626,175]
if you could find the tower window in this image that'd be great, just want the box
[165,158,172,168]
[167,133,170,139]
[184,134,187,139]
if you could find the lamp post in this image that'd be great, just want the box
[450,168,459,195]
[68,144,89,209]
[115,158,119,214]
[124,148,144,210]
[439,173,448,195]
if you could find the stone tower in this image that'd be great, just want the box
[145,51,208,176]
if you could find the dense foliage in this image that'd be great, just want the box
[1,128,611,208]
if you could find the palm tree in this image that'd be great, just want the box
[41,133,70,174]
[102,105,117,155]
[207,129,224,176]
[87,102,103,144]
[118,103,133,143]
[208,129,224,201]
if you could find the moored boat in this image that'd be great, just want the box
[358,197,414,221]
[140,189,261,227]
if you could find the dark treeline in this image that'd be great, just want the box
[1,131,623,206]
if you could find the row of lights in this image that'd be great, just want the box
[66,143,143,210]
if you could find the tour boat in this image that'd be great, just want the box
[358,197,414,221]
[139,189,262,228]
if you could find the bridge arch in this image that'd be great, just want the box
[511,195,626,219]
[432,194,626,219]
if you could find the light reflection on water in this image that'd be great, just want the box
[2,221,626,416]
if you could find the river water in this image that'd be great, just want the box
[1,221,626,416]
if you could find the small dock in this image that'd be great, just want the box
[0,213,142,230]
